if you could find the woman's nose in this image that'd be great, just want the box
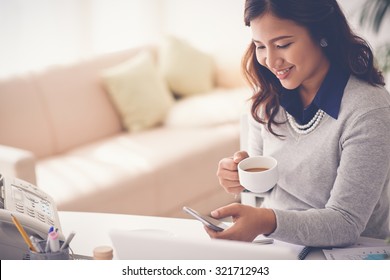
[265,51,283,69]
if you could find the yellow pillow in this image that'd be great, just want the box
[101,51,174,132]
[158,36,215,96]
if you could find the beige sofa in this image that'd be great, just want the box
[0,38,250,218]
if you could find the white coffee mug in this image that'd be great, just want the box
[238,156,278,193]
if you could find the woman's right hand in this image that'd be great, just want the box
[216,150,249,194]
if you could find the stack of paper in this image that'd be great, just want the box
[323,237,390,260]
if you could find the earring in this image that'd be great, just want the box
[320,38,328,48]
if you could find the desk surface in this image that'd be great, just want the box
[58,211,326,260]
[59,211,213,258]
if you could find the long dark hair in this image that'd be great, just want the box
[243,0,385,136]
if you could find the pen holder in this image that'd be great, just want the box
[29,240,70,260]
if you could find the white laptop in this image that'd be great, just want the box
[109,229,303,260]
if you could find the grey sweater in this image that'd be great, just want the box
[247,75,390,247]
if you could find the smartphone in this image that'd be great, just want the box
[182,206,228,232]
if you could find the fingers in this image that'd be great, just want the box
[233,151,249,163]
[217,158,239,180]
[211,203,241,219]
[204,225,219,239]
[217,178,244,194]
[205,205,270,242]
[218,157,239,173]
[204,204,246,241]
[216,151,249,194]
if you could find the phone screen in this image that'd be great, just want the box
[182,206,228,232]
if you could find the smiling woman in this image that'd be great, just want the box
[208,0,390,248]
[242,0,385,136]
[250,13,330,107]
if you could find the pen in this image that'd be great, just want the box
[11,214,37,252]
[48,230,60,252]
[298,246,312,260]
[60,231,76,250]
[45,226,54,253]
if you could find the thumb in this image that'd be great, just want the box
[233,151,249,163]
[211,203,241,219]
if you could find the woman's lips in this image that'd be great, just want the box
[275,66,293,80]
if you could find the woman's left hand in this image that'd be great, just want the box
[204,203,276,242]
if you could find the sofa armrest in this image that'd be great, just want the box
[0,145,37,184]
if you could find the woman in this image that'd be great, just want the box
[207,0,390,247]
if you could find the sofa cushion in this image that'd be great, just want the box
[32,49,150,156]
[158,36,215,97]
[164,87,251,128]
[102,51,174,132]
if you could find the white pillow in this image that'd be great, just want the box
[158,36,215,97]
[164,87,252,128]
[101,51,174,132]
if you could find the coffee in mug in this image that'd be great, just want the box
[238,156,278,193]
[244,167,269,172]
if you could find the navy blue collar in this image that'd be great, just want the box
[280,65,350,124]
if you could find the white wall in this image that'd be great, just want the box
[162,0,248,52]
[0,0,85,77]
[0,0,165,78]
[0,0,388,81]
[86,0,164,54]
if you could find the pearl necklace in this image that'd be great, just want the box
[286,109,325,135]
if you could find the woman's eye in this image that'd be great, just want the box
[256,45,265,50]
[276,43,292,49]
